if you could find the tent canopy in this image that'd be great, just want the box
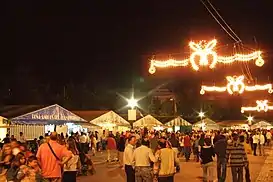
[193,118,219,130]
[11,104,86,125]
[251,121,273,129]
[133,115,163,128]
[90,111,130,127]
[165,116,192,126]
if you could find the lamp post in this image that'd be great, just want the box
[198,111,205,131]
[170,97,177,132]
[127,97,138,128]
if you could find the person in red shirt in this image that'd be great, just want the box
[184,133,191,162]
[107,133,117,162]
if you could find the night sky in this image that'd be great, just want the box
[1,0,273,106]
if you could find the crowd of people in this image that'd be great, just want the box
[114,129,272,182]
[0,128,271,182]
[0,131,96,182]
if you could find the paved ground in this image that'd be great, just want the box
[256,146,273,181]
[78,147,272,182]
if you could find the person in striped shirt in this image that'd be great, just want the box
[226,133,248,182]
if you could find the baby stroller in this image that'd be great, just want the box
[80,154,96,176]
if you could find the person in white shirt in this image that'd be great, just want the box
[258,133,265,156]
[266,131,272,146]
[124,136,137,182]
[133,138,157,182]
[252,133,259,156]
[18,132,26,143]
[79,133,87,154]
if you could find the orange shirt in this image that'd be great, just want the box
[36,140,71,178]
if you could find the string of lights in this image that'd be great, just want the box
[149,39,264,74]
[200,75,273,95]
[241,100,273,113]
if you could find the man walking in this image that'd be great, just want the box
[133,138,157,182]
[226,133,248,182]
[266,130,272,146]
[252,132,259,156]
[124,136,136,182]
[214,134,227,182]
[184,133,191,162]
[258,132,265,156]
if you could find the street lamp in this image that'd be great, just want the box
[199,112,205,119]
[127,97,138,109]
[247,116,253,125]
[198,111,206,131]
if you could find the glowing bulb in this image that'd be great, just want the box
[247,116,253,121]
[199,112,205,118]
[149,66,156,74]
[255,56,264,67]
[127,97,138,109]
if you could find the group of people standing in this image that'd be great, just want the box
[115,129,273,182]
[123,135,179,182]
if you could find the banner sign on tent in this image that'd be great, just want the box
[11,104,85,124]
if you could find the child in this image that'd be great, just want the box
[17,155,43,182]
[200,138,215,182]
[7,153,26,181]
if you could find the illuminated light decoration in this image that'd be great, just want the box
[148,39,264,74]
[149,59,189,74]
[200,75,273,95]
[226,75,245,94]
[189,39,218,70]
[241,100,273,113]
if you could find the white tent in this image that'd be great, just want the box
[165,116,192,127]
[90,111,130,128]
[193,118,219,131]
[251,121,273,130]
[133,115,163,128]
[0,116,9,141]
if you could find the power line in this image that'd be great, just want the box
[200,0,239,42]
[207,0,241,42]
[201,0,255,81]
